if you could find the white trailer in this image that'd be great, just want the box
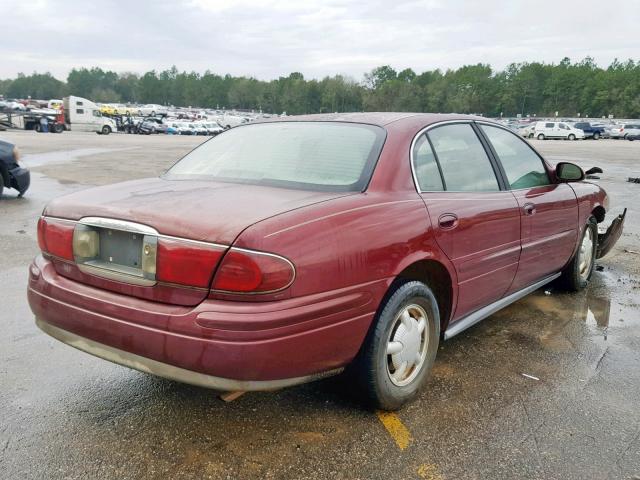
[63,96,117,134]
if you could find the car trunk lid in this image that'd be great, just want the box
[42,177,350,305]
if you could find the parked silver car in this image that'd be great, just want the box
[610,123,640,139]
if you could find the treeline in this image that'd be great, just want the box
[2,57,640,118]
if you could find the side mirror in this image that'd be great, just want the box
[556,162,585,182]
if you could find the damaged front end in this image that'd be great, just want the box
[596,208,627,259]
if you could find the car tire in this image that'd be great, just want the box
[537,133,545,140]
[568,134,576,140]
[628,136,635,142]
[53,123,64,133]
[353,280,440,410]
[101,125,111,135]
[0,171,4,198]
[560,216,597,292]
[593,132,600,140]
[34,123,41,133]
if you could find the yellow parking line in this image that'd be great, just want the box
[376,410,412,450]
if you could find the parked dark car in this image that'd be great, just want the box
[573,122,606,139]
[143,117,169,134]
[28,113,625,410]
[0,139,30,197]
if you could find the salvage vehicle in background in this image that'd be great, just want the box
[572,122,605,139]
[28,113,625,410]
[137,104,168,117]
[610,123,640,139]
[0,139,30,197]
[533,121,585,140]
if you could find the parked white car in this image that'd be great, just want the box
[137,104,168,117]
[610,123,640,139]
[533,121,585,140]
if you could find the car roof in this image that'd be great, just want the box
[257,112,489,128]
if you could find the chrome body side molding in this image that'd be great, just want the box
[444,273,561,340]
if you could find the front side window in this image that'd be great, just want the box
[165,122,385,192]
[412,134,444,191]
[545,123,554,128]
[480,125,550,190]
[426,124,499,192]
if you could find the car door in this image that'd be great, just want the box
[413,122,521,320]
[477,123,579,293]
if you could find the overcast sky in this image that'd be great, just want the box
[2,0,637,81]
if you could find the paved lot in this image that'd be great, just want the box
[1,131,639,480]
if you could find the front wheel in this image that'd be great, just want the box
[593,132,600,140]
[353,281,440,410]
[101,125,111,135]
[559,217,597,291]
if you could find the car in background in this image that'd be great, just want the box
[167,122,193,135]
[138,104,168,117]
[99,104,119,116]
[0,139,30,197]
[518,124,535,139]
[203,122,224,136]
[142,117,169,134]
[610,123,640,139]
[572,122,606,140]
[189,123,208,136]
[533,121,585,140]
[28,113,625,410]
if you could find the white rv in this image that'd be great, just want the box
[63,96,117,134]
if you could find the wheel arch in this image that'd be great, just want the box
[592,205,606,223]
[393,259,455,332]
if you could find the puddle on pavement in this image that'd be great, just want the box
[21,147,136,168]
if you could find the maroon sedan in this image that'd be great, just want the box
[28,113,625,410]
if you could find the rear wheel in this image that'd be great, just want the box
[101,125,111,135]
[537,133,545,140]
[353,281,440,410]
[560,217,597,291]
[593,132,600,140]
[568,134,576,140]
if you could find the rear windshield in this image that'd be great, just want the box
[165,122,386,192]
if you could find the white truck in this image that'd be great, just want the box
[63,96,117,134]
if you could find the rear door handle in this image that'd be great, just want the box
[523,203,536,216]
[438,213,459,230]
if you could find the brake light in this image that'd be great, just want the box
[212,248,295,293]
[37,217,74,261]
[156,238,225,288]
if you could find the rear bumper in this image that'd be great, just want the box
[35,318,342,391]
[28,255,381,389]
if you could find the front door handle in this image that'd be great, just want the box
[438,213,459,230]
[523,203,536,216]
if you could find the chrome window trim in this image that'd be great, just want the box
[474,120,553,190]
[410,120,504,194]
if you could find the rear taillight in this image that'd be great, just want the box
[37,217,74,261]
[212,248,295,293]
[156,238,225,288]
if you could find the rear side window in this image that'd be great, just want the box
[545,123,554,128]
[480,125,550,189]
[412,134,444,191]
[426,124,499,192]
